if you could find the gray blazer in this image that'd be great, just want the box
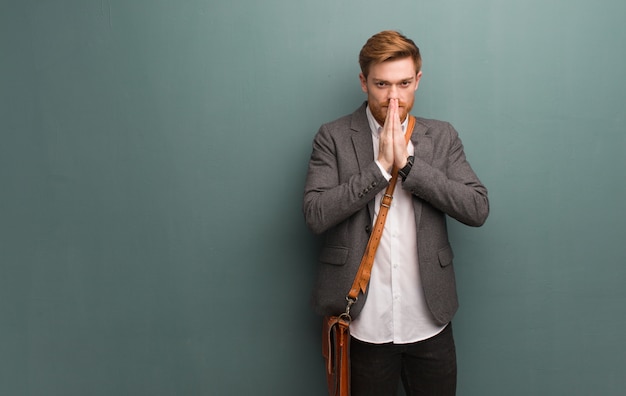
[303,102,489,325]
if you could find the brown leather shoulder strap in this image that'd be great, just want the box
[346,116,416,308]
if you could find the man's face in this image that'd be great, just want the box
[359,57,422,126]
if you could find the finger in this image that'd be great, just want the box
[390,98,398,117]
[389,99,400,129]
[384,99,395,128]
[394,101,401,123]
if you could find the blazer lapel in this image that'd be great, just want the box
[351,103,374,170]
[411,120,433,164]
[410,119,432,229]
[350,104,377,219]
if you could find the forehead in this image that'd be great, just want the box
[368,57,417,80]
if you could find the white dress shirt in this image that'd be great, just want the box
[349,106,446,344]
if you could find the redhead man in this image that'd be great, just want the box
[303,30,489,395]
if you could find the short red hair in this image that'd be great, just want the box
[359,30,422,79]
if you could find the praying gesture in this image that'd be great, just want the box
[377,98,409,172]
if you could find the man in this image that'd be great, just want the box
[303,30,489,395]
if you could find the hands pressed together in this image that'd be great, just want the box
[377,98,409,173]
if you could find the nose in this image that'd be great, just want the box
[388,84,399,100]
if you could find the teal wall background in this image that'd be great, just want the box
[2,1,625,395]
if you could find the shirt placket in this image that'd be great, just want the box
[388,201,402,337]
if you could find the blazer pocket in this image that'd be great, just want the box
[437,245,454,268]
[320,246,349,266]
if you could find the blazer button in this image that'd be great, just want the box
[365,225,371,234]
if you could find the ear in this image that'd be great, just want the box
[359,73,368,93]
[414,71,423,91]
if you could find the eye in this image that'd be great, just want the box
[401,81,411,87]
[375,81,388,88]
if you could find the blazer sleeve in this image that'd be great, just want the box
[403,121,489,227]
[303,122,388,235]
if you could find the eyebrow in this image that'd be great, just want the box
[372,76,415,84]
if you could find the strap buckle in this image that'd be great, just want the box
[381,193,393,208]
[344,297,357,319]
